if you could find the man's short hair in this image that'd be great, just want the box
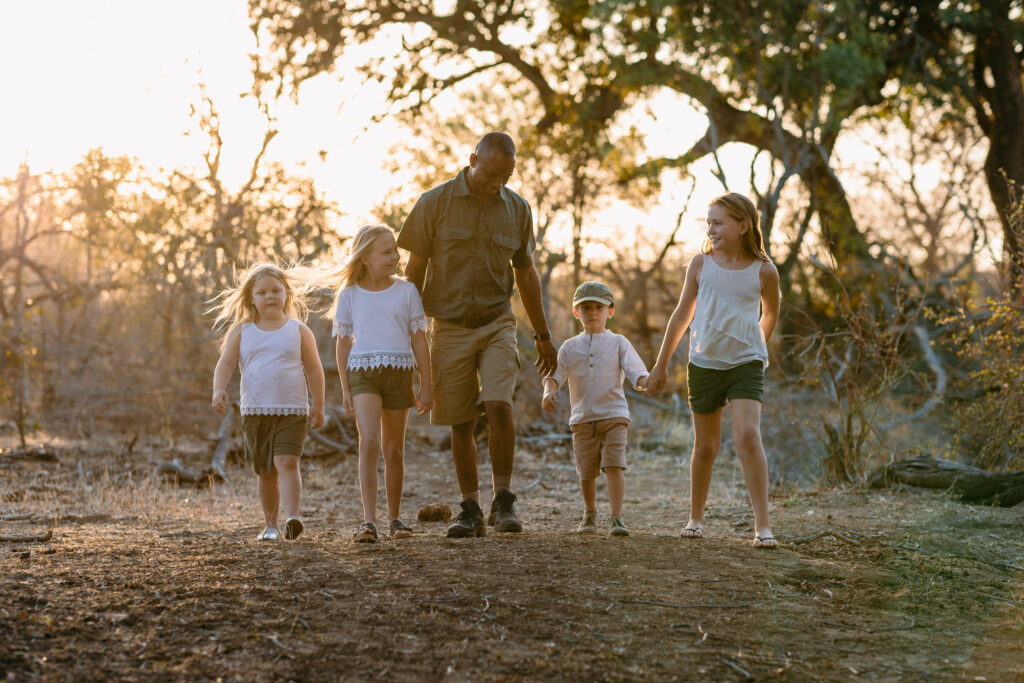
[475,132,517,158]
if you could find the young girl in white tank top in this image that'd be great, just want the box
[211,264,326,542]
[648,192,781,548]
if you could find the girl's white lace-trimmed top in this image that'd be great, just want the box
[333,279,427,371]
[239,318,309,416]
[689,255,769,370]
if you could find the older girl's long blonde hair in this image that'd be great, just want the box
[321,224,397,321]
[209,263,310,347]
[702,192,771,262]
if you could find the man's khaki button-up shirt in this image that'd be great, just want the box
[397,167,535,321]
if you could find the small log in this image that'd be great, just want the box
[0,446,58,462]
[307,415,354,454]
[868,455,1024,507]
[154,459,221,487]
[0,529,53,543]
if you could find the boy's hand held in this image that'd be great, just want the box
[647,366,667,394]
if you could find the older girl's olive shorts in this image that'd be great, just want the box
[687,361,764,414]
[348,366,415,410]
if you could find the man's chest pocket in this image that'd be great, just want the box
[439,227,474,268]
[488,232,521,270]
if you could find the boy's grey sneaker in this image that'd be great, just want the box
[576,510,598,533]
[488,489,523,533]
[609,514,629,537]
[446,499,486,538]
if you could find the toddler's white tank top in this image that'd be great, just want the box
[239,318,309,416]
[689,255,769,370]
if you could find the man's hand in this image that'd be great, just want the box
[542,391,558,413]
[533,338,557,376]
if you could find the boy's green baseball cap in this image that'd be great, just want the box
[572,281,614,307]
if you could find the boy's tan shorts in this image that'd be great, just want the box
[429,310,519,426]
[569,417,630,480]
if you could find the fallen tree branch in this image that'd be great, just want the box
[786,528,862,545]
[153,459,221,487]
[307,415,353,455]
[0,529,53,543]
[210,404,240,480]
[618,599,757,609]
[868,455,1024,507]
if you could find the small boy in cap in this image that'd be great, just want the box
[542,281,649,536]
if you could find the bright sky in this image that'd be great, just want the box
[0,0,748,253]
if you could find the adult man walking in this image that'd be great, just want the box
[398,132,557,537]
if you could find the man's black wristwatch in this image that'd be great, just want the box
[533,331,551,342]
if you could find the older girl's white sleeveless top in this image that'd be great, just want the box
[689,255,768,370]
[239,318,309,416]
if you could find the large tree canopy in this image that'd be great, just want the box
[249,0,1024,287]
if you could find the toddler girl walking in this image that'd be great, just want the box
[328,225,432,543]
[211,263,326,541]
[647,192,780,548]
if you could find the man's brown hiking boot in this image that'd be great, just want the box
[446,499,486,538]
[487,489,523,533]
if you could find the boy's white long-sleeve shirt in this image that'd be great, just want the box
[548,330,649,425]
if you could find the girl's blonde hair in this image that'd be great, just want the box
[321,224,397,321]
[209,263,309,347]
[703,192,771,262]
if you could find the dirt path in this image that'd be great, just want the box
[2,426,1023,681]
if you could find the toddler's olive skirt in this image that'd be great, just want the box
[241,414,307,475]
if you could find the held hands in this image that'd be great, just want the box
[533,338,557,377]
[541,390,558,413]
[415,382,433,416]
[646,365,668,395]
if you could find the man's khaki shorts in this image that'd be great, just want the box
[569,417,630,480]
[429,310,519,425]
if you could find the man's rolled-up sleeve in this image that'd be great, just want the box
[398,195,435,259]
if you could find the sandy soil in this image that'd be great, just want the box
[2,420,1023,682]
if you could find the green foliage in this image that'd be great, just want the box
[942,298,1024,469]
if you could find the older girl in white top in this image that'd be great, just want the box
[328,225,432,543]
[211,264,326,542]
[647,193,781,548]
